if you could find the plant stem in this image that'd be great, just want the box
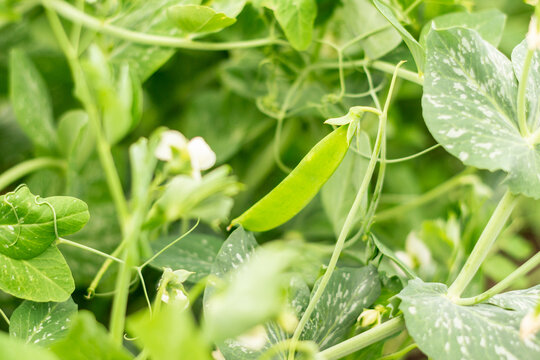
[455,251,540,306]
[517,49,534,137]
[375,170,476,222]
[41,0,286,50]
[57,238,124,264]
[86,243,125,298]
[138,220,199,269]
[288,63,403,359]
[0,158,66,191]
[377,343,418,360]
[447,189,518,300]
[0,308,9,325]
[44,7,129,225]
[319,317,405,360]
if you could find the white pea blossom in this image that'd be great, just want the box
[527,17,540,50]
[155,130,216,179]
[358,308,380,327]
[520,310,540,340]
[187,136,217,179]
[155,130,188,161]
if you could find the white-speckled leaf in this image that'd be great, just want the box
[399,279,540,360]
[10,298,77,347]
[422,28,540,199]
[203,227,297,360]
[300,266,380,349]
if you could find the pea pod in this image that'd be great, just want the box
[231,125,349,231]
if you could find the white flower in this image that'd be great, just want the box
[527,17,540,50]
[520,310,540,340]
[155,130,188,161]
[358,308,380,327]
[235,325,267,350]
[187,136,216,179]
[406,232,432,268]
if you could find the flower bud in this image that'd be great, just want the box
[155,130,188,161]
[527,17,540,50]
[520,310,540,340]
[358,308,380,327]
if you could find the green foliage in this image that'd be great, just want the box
[9,49,58,153]
[0,186,89,259]
[9,298,77,347]
[167,5,236,33]
[50,311,133,360]
[0,332,59,360]
[400,279,540,360]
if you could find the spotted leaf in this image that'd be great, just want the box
[422,27,540,198]
[399,279,540,360]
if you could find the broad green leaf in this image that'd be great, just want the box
[167,5,236,33]
[0,332,59,360]
[0,246,74,302]
[300,266,381,349]
[109,0,198,81]
[10,298,77,347]
[399,280,540,360]
[373,0,424,72]
[321,141,369,236]
[128,303,212,360]
[210,0,247,17]
[149,233,223,282]
[270,0,317,51]
[422,28,540,199]
[9,49,58,152]
[57,110,94,170]
[339,0,401,59]
[50,311,133,360]
[0,186,90,259]
[419,9,507,48]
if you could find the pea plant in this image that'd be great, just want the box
[0,0,539,359]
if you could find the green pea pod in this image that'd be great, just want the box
[231,125,349,231]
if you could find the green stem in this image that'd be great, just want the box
[109,211,145,343]
[44,7,129,225]
[86,243,125,298]
[447,189,518,300]
[375,170,476,222]
[0,308,9,325]
[138,219,199,269]
[0,158,66,191]
[377,343,418,360]
[288,63,403,360]
[319,317,405,360]
[57,238,124,263]
[259,339,317,360]
[41,0,286,50]
[455,251,540,306]
[518,49,534,137]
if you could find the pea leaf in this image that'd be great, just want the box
[167,5,236,33]
[128,303,212,360]
[57,110,94,170]
[210,0,247,18]
[0,332,59,360]
[399,279,540,360]
[50,311,133,360]
[269,0,317,51]
[203,227,300,358]
[422,28,540,199]
[419,9,507,47]
[0,186,90,259]
[300,266,381,349]
[9,298,77,347]
[373,0,424,72]
[0,246,75,302]
[149,233,223,282]
[9,49,58,152]
[339,0,401,59]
